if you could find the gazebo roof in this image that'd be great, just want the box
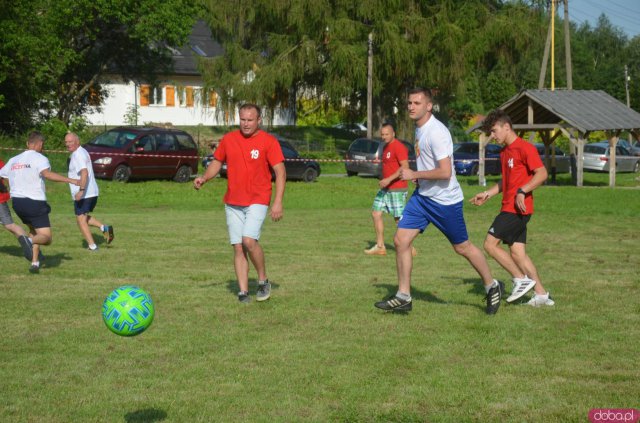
[469,89,640,134]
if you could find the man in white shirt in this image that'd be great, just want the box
[374,88,503,314]
[65,133,113,251]
[0,131,80,272]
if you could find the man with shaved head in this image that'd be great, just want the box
[65,132,113,251]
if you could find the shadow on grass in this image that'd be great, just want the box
[39,252,74,269]
[0,245,27,261]
[124,408,167,423]
[225,279,280,295]
[376,278,489,312]
[0,246,72,269]
[373,282,448,305]
[363,241,396,253]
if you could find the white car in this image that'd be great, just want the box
[583,142,640,173]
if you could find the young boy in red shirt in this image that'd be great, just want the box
[471,109,554,307]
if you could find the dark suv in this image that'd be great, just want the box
[344,138,417,177]
[84,127,199,182]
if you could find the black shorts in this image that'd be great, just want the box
[12,197,51,229]
[488,212,531,245]
[74,196,98,216]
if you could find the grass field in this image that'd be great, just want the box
[1,155,639,422]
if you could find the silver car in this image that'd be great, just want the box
[583,142,640,173]
[534,143,571,174]
[617,139,640,157]
[344,138,417,177]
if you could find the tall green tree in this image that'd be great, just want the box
[0,0,198,131]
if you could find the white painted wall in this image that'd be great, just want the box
[84,76,294,127]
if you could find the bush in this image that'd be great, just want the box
[37,116,95,150]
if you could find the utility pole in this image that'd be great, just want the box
[367,32,373,139]
[551,0,555,91]
[538,24,551,89]
[563,0,572,89]
[625,65,632,143]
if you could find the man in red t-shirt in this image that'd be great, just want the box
[471,109,554,307]
[364,123,416,256]
[0,158,34,260]
[194,104,285,303]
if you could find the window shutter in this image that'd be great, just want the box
[140,85,150,106]
[208,90,218,107]
[88,87,101,106]
[165,85,175,107]
[186,87,194,107]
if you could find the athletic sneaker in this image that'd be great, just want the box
[103,225,114,244]
[374,295,412,311]
[256,280,271,302]
[506,276,536,303]
[29,262,40,274]
[88,245,99,251]
[18,235,33,261]
[527,292,555,307]
[364,244,386,255]
[485,280,504,315]
[238,291,250,303]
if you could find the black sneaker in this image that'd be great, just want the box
[374,295,412,311]
[29,262,40,274]
[238,291,250,303]
[485,280,504,315]
[256,280,271,302]
[18,235,33,261]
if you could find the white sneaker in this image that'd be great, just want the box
[527,292,555,307]
[506,276,536,303]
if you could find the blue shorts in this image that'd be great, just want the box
[11,197,51,229]
[397,191,469,245]
[74,196,98,216]
[225,204,269,245]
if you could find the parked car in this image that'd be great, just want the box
[533,143,572,174]
[84,127,198,183]
[208,136,321,182]
[617,139,640,156]
[583,142,640,173]
[332,122,367,135]
[344,138,417,177]
[453,142,502,176]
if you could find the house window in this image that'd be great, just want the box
[149,85,164,106]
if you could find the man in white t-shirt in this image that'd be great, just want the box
[374,88,504,315]
[65,132,113,251]
[0,131,80,272]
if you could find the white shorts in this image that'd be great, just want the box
[225,204,269,245]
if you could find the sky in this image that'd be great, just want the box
[567,0,640,38]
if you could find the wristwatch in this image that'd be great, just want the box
[517,188,526,195]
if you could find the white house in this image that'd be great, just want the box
[84,20,294,127]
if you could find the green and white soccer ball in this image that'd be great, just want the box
[102,285,154,336]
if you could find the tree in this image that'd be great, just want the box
[199,0,554,136]
[0,0,199,131]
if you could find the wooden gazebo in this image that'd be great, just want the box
[468,89,640,187]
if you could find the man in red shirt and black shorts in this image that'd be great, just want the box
[194,103,286,303]
[471,109,554,307]
[364,123,416,256]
